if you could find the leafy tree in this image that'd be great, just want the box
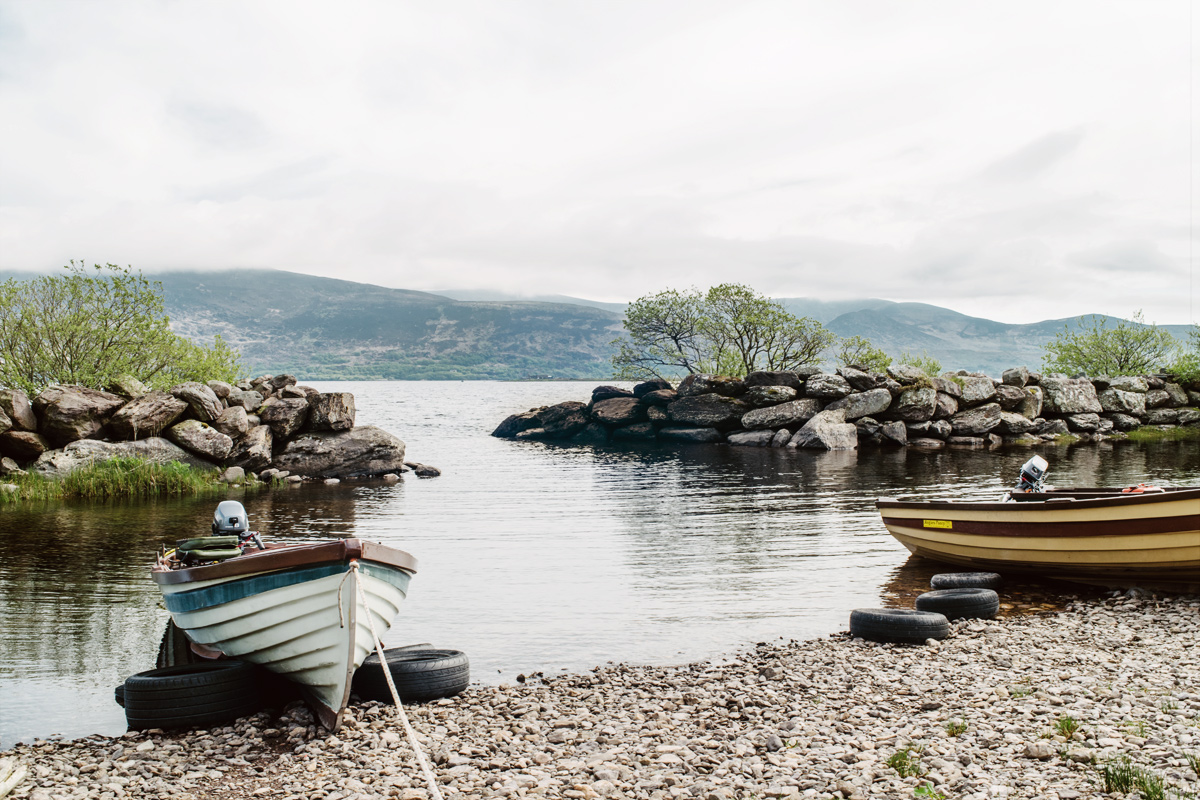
[612,283,834,379]
[897,350,943,376]
[0,262,243,395]
[1166,324,1200,383]
[1042,311,1177,376]
[835,335,892,372]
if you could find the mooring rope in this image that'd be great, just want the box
[349,561,445,800]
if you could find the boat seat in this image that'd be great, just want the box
[176,535,241,563]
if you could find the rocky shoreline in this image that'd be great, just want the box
[493,366,1200,450]
[0,374,436,485]
[7,592,1198,800]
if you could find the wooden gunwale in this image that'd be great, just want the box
[151,539,418,586]
[876,487,1200,514]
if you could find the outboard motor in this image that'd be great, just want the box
[1014,455,1048,494]
[213,500,265,551]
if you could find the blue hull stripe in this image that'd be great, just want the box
[164,561,412,615]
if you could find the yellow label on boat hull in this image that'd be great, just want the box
[923,520,953,529]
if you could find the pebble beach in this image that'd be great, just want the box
[6,592,1199,800]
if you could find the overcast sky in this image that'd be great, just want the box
[1,1,1197,324]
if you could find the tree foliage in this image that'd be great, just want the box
[1042,311,1177,376]
[897,350,943,377]
[0,262,243,395]
[612,284,835,379]
[835,335,892,372]
[1167,323,1200,383]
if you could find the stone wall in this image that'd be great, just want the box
[0,374,415,480]
[493,366,1200,450]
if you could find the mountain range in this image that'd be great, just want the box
[1,267,1191,379]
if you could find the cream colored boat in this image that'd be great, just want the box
[152,538,417,729]
[877,487,1200,591]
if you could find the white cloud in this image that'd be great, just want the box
[0,0,1196,324]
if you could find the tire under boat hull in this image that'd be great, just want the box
[152,540,416,730]
[878,489,1200,592]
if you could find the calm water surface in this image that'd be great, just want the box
[2,380,1197,745]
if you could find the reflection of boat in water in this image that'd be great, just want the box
[877,484,1200,592]
[151,502,417,730]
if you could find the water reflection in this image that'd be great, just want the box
[1,380,1196,744]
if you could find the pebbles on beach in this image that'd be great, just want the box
[6,594,1199,800]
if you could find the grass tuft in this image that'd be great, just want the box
[887,747,925,779]
[1125,425,1200,443]
[0,456,239,503]
[1054,715,1080,738]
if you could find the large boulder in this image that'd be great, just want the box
[667,395,749,428]
[32,437,217,477]
[837,366,881,392]
[1066,412,1102,432]
[212,405,250,438]
[308,393,356,431]
[825,388,892,421]
[612,422,657,441]
[658,426,724,443]
[228,425,273,471]
[1146,408,1181,425]
[931,376,963,399]
[34,385,127,447]
[105,374,149,399]
[997,411,1037,435]
[1107,412,1142,431]
[591,397,647,427]
[273,426,406,478]
[0,389,37,431]
[881,421,907,447]
[744,371,803,391]
[959,376,997,407]
[788,409,858,450]
[803,373,853,400]
[744,385,798,408]
[0,408,8,435]
[639,389,678,406]
[633,379,672,398]
[107,391,189,440]
[227,389,266,411]
[259,397,311,439]
[1164,383,1190,407]
[993,384,1027,411]
[0,431,51,462]
[740,398,823,430]
[888,387,937,422]
[539,401,590,438]
[1098,388,1147,416]
[1017,387,1044,420]
[570,422,611,445]
[170,382,223,422]
[950,403,1002,436]
[1108,376,1149,393]
[1002,367,1030,387]
[1146,389,1171,409]
[886,364,928,385]
[591,385,635,402]
[933,392,959,420]
[167,419,234,461]
[676,374,746,397]
[492,409,543,438]
[1040,377,1102,414]
[726,430,776,447]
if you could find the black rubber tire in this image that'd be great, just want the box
[849,608,950,644]
[114,684,125,708]
[930,571,1002,590]
[122,661,262,730]
[916,588,1000,620]
[352,648,469,704]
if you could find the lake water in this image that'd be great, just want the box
[2,380,1197,745]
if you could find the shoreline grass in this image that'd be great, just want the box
[1124,425,1200,443]
[0,456,249,504]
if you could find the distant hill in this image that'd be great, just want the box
[151,270,624,380]
[1,267,1191,378]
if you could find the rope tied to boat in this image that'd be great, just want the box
[349,560,445,800]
